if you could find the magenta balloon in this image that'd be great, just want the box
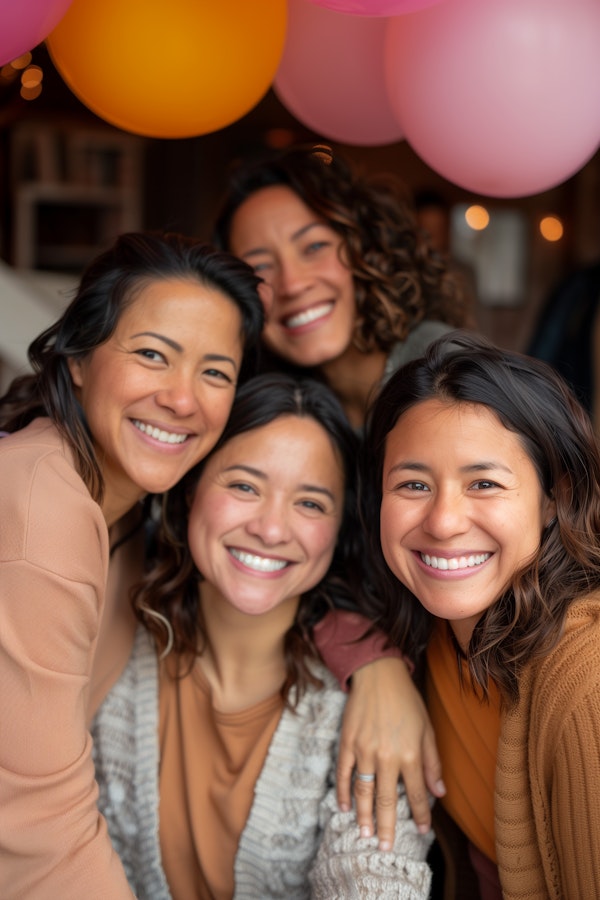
[0,0,74,66]
[274,0,403,146]
[385,0,600,197]
[307,0,445,15]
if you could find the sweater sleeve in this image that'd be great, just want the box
[0,440,135,899]
[313,608,405,691]
[533,612,600,900]
[496,599,600,899]
[309,785,433,898]
[549,694,600,899]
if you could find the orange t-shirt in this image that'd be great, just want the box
[158,661,284,900]
[426,620,501,863]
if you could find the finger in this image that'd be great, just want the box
[373,773,400,851]
[353,772,376,838]
[335,745,356,812]
[401,761,433,834]
[422,727,446,799]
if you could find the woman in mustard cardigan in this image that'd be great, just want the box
[361,332,600,898]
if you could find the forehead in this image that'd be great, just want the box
[230,185,325,246]
[203,415,345,479]
[384,399,527,460]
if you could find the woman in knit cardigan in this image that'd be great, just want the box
[91,373,434,899]
[360,331,600,899]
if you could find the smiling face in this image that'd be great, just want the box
[187,414,345,618]
[380,399,555,648]
[228,185,357,369]
[68,276,243,524]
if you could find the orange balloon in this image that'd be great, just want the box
[47,0,287,138]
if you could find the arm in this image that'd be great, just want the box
[534,640,600,899]
[314,609,445,846]
[0,446,135,899]
[309,782,433,899]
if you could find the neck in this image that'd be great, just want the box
[449,615,480,653]
[197,581,300,713]
[100,472,146,528]
[320,345,388,430]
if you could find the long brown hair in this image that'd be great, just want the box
[133,373,363,707]
[0,232,264,503]
[362,331,600,704]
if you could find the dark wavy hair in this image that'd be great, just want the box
[133,372,363,706]
[362,331,600,704]
[0,232,264,503]
[213,144,470,359]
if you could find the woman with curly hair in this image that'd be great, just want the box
[92,373,434,899]
[214,145,458,845]
[213,144,471,430]
[361,331,600,898]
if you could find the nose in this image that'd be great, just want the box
[155,372,200,417]
[245,497,292,546]
[275,254,313,302]
[422,489,469,540]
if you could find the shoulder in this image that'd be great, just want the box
[385,321,453,376]
[0,417,82,489]
[527,593,600,735]
[0,417,106,571]
[297,660,348,725]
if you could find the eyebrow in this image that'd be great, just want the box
[130,332,238,368]
[241,222,326,260]
[223,464,337,500]
[387,460,515,476]
[131,331,183,351]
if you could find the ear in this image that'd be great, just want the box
[543,495,557,529]
[67,356,84,388]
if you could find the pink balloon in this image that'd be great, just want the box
[385,0,600,197]
[307,0,445,15]
[274,0,403,146]
[0,0,74,66]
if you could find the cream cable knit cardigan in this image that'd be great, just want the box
[92,628,433,899]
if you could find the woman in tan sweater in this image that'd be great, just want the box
[361,332,600,898]
[0,232,264,899]
[92,373,434,899]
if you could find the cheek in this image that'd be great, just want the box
[379,503,409,572]
[307,522,340,574]
[187,491,221,552]
[207,394,236,430]
[379,501,397,548]
[257,281,275,317]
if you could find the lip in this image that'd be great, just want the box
[413,549,492,579]
[130,418,195,448]
[227,546,295,578]
[281,301,334,334]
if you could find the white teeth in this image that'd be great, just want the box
[285,303,333,329]
[421,553,490,571]
[230,549,288,573]
[133,420,188,444]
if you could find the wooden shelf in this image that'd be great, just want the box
[10,122,143,272]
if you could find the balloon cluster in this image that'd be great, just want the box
[277,0,600,197]
[3,0,600,196]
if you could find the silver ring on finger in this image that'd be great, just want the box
[356,772,376,783]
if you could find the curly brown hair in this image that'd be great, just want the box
[213,144,470,356]
[362,331,600,706]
